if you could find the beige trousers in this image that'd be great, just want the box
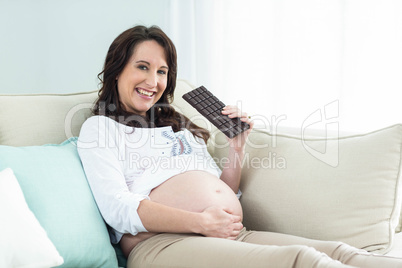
[127,229,402,268]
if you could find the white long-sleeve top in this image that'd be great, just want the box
[77,115,222,243]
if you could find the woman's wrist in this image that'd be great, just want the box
[229,146,245,155]
[189,212,205,234]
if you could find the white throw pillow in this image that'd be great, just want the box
[0,168,64,268]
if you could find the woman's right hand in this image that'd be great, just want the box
[197,206,243,240]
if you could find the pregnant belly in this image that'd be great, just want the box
[149,170,243,218]
[120,170,243,257]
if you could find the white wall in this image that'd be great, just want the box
[0,0,171,94]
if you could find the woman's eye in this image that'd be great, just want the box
[158,70,167,75]
[138,65,148,70]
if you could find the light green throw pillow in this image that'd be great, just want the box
[0,138,118,268]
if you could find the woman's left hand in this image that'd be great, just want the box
[221,105,254,152]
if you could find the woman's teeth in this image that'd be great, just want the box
[137,88,154,97]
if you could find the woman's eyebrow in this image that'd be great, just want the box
[136,60,150,65]
[136,60,169,70]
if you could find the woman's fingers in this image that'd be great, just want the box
[222,207,242,223]
[199,206,243,239]
[227,223,243,240]
[222,106,250,119]
[241,116,254,130]
[222,105,254,132]
[222,105,243,117]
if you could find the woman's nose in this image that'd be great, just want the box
[145,72,157,88]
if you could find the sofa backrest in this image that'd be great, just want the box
[0,90,96,146]
[0,79,213,147]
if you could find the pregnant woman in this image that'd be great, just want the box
[77,25,402,268]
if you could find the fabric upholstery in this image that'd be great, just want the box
[213,125,402,253]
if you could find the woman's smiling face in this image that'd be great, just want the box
[117,40,168,116]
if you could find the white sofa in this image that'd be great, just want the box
[1,79,401,267]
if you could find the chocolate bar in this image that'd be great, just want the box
[182,86,250,138]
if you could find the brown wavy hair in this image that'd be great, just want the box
[94,25,210,143]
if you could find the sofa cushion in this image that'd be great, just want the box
[0,138,118,268]
[213,124,402,254]
[0,168,64,268]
